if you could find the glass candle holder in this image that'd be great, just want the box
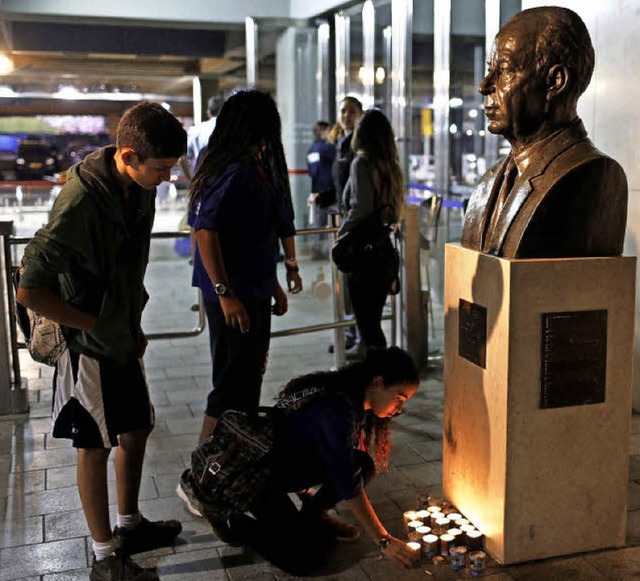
[403,511,419,534]
[469,550,487,575]
[416,526,431,537]
[416,509,431,521]
[439,533,455,556]
[450,545,468,570]
[422,533,439,559]
[433,517,451,535]
[447,527,464,546]
[446,512,462,522]
[466,529,484,551]
[407,541,422,557]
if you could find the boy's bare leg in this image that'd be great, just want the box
[115,428,150,515]
[77,448,112,542]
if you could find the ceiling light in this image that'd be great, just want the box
[0,54,13,75]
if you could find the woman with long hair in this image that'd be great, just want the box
[178,90,302,515]
[339,108,404,354]
[229,347,421,572]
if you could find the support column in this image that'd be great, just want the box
[276,27,317,230]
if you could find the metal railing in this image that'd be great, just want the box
[0,219,400,405]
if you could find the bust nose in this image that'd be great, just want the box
[478,74,494,96]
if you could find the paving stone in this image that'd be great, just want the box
[388,443,425,467]
[0,469,46,497]
[165,417,203,435]
[45,509,89,542]
[399,461,443,487]
[138,547,228,580]
[0,514,43,548]
[506,556,610,580]
[0,537,87,579]
[12,447,77,472]
[584,545,640,579]
[408,440,443,462]
[4,485,83,518]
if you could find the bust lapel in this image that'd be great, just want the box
[461,157,507,249]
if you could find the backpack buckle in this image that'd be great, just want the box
[208,461,222,475]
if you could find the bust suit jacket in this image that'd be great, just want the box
[460,120,628,258]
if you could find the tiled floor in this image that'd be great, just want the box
[2,242,640,579]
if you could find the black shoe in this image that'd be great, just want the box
[114,516,182,555]
[328,338,356,354]
[200,505,245,546]
[176,469,203,517]
[90,550,158,580]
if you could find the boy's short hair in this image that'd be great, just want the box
[116,102,187,161]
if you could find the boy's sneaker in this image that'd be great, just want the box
[90,550,158,580]
[319,512,361,543]
[114,517,182,555]
[176,469,203,517]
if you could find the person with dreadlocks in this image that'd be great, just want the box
[225,346,421,573]
[177,90,302,516]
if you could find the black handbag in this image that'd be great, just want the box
[332,204,400,288]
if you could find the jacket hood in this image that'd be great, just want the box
[66,145,153,225]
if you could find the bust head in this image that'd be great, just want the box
[479,7,594,152]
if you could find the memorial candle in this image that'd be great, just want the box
[466,529,484,551]
[422,534,439,559]
[439,533,455,556]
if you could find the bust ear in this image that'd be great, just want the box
[546,64,570,102]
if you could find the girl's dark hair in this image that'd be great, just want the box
[351,108,404,219]
[189,90,291,209]
[280,347,419,471]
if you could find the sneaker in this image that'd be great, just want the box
[114,517,182,555]
[90,550,158,580]
[318,512,361,543]
[176,469,203,517]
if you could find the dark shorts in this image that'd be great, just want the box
[52,349,155,449]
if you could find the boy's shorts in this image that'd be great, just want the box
[52,349,155,449]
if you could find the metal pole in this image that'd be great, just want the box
[330,213,346,368]
[362,0,375,110]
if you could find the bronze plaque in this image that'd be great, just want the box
[458,299,487,368]
[541,310,607,409]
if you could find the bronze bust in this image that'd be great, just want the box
[461,7,628,259]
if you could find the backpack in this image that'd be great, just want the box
[13,264,67,367]
[190,387,324,521]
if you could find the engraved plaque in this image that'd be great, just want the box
[458,299,487,368]
[541,310,607,409]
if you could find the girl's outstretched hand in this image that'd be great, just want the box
[382,536,421,568]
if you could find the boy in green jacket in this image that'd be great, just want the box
[17,102,187,581]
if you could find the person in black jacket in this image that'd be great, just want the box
[224,347,421,574]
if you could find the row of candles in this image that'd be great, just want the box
[403,501,487,574]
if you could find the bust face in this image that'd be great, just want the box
[479,21,548,146]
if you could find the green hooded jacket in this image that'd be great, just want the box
[19,145,156,363]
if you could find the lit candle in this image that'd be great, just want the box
[408,520,424,532]
[446,512,462,522]
[407,541,422,555]
[455,518,470,527]
[466,529,484,551]
[449,545,467,570]
[439,533,455,556]
[434,517,451,535]
[403,511,419,534]
[447,527,463,546]
[416,526,431,536]
[422,533,439,558]
[426,505,441,514]
[416,509,431,520]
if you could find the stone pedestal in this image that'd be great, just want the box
[443,243,636,564]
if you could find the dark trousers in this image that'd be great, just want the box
[203,297,271,418]
[346,270,393,349]
[233,450,376,574]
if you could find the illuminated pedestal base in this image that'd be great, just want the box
[443,244,636,564]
